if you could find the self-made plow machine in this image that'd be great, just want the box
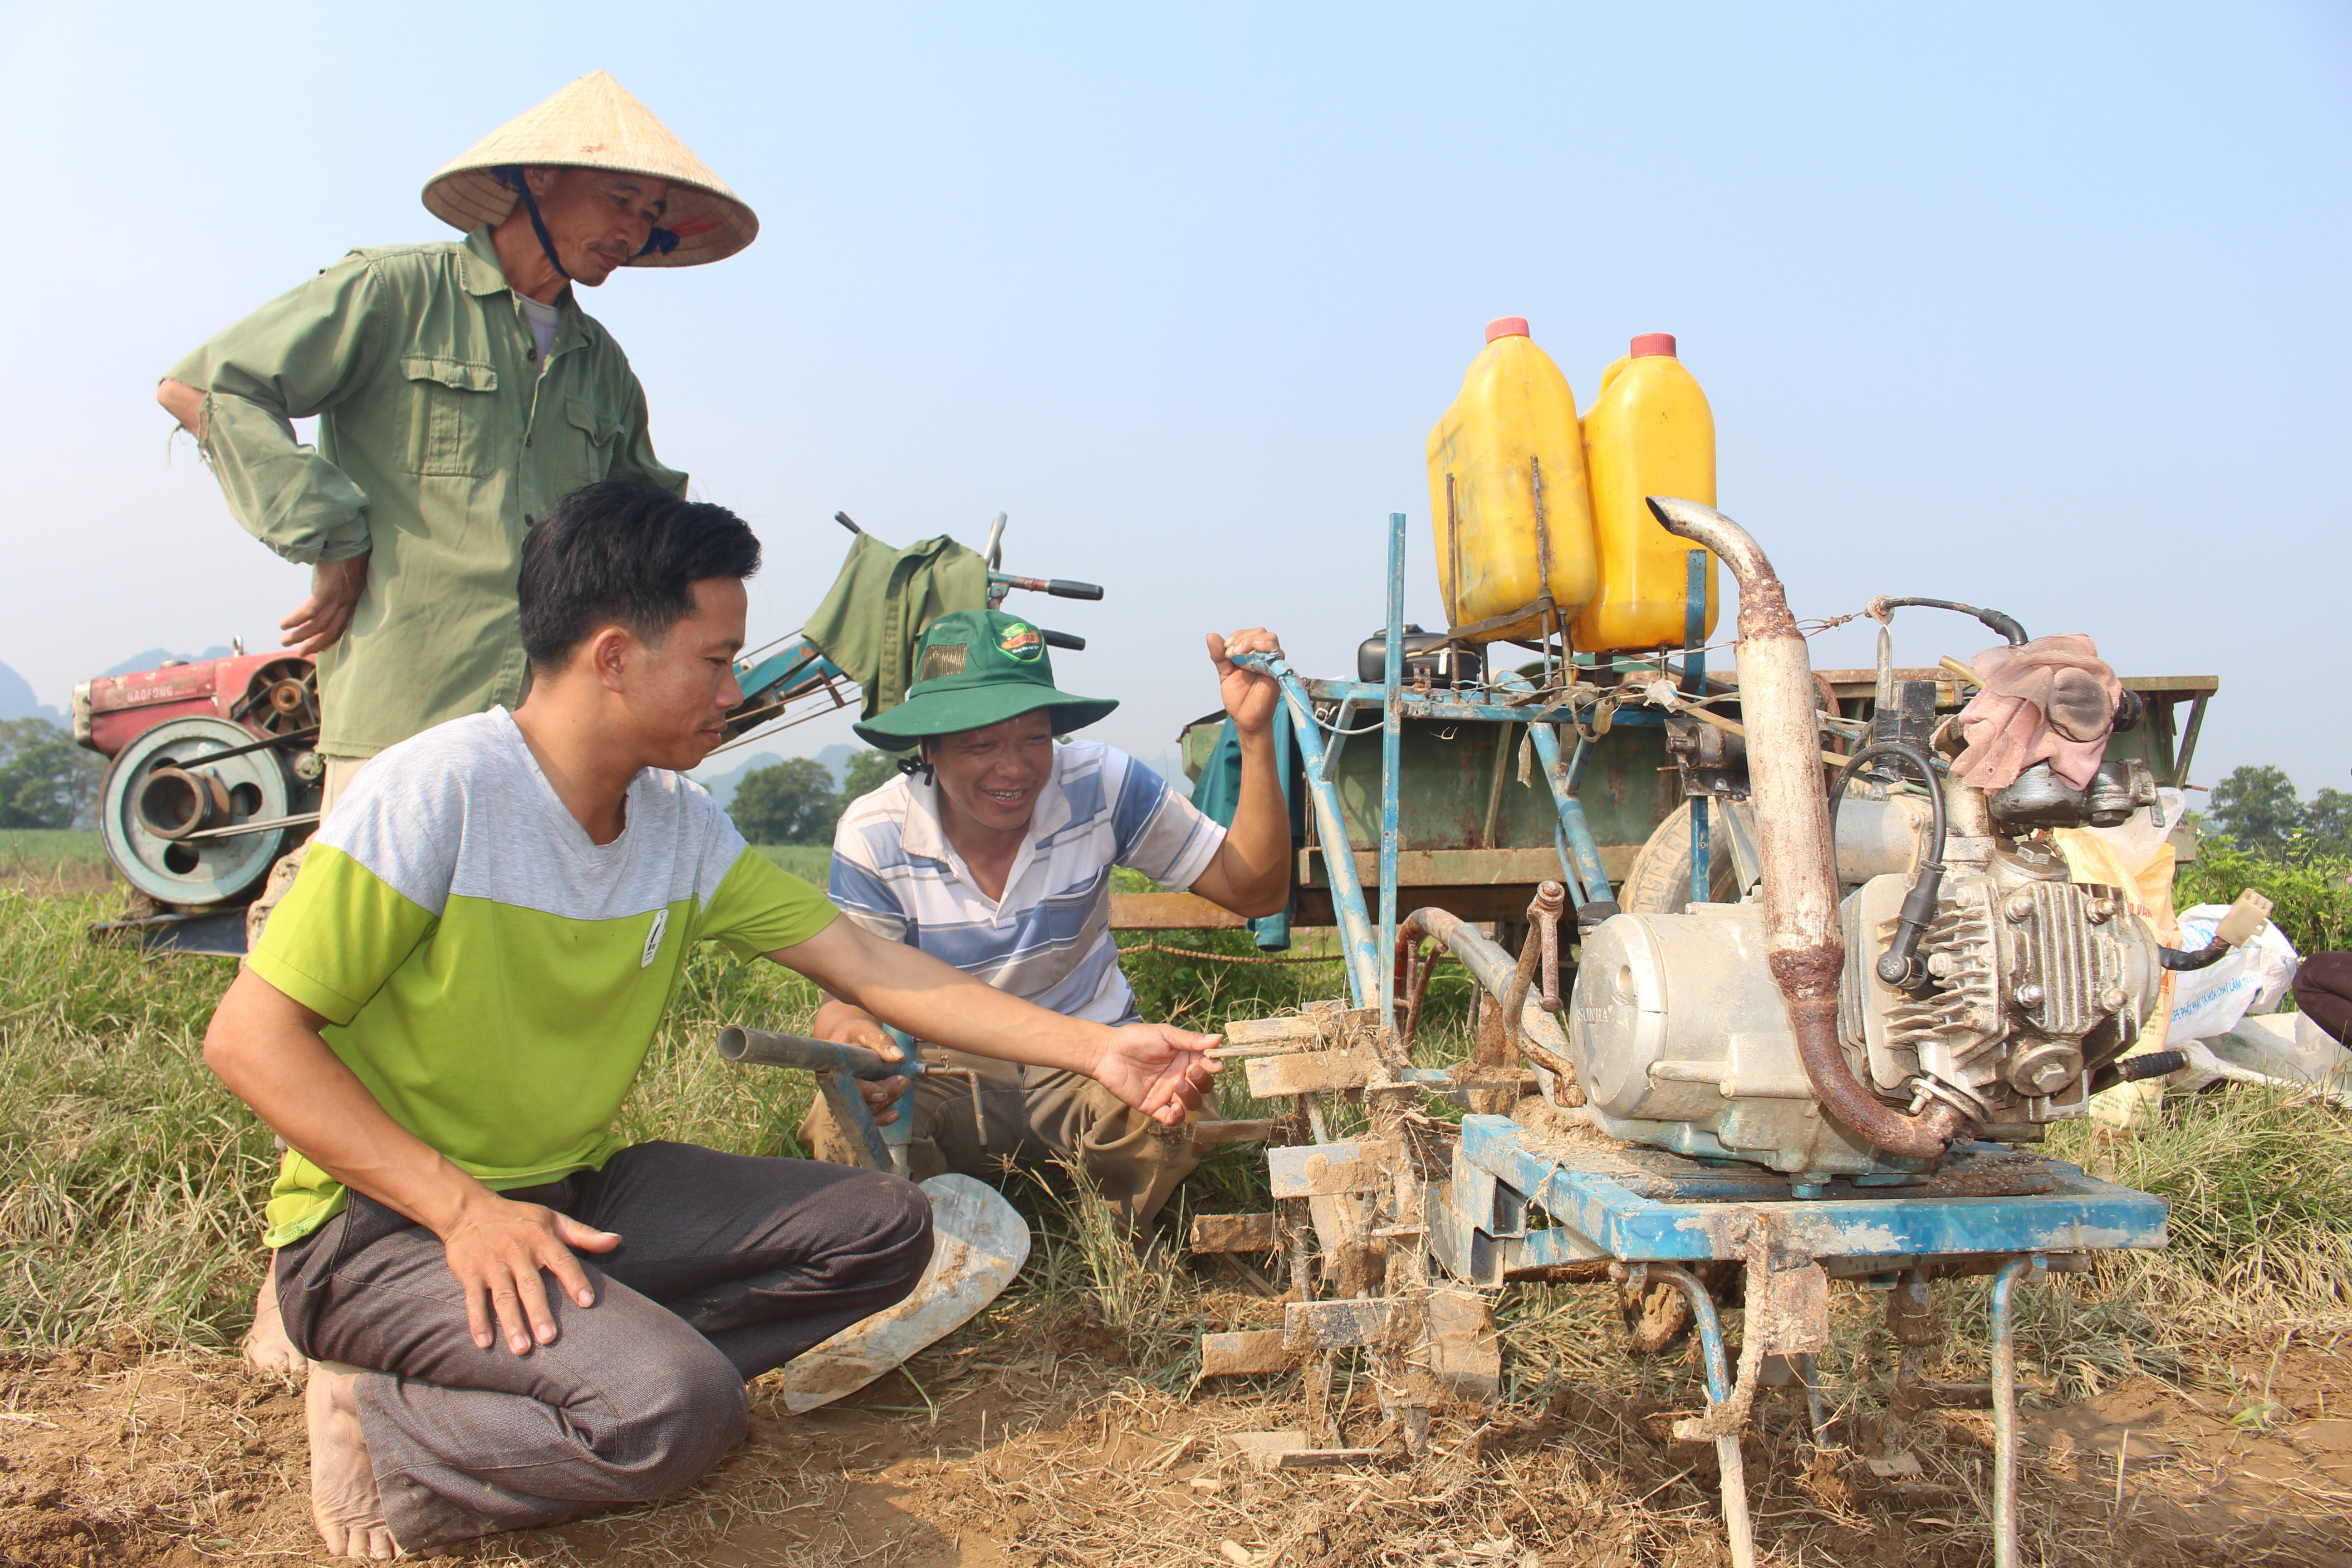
[1186,500,2235,1568]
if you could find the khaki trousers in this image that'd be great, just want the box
[798,1045,1207,1232]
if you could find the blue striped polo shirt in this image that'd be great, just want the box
[828,740,1225,1024]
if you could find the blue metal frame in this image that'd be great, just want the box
[1231,650,1383,1007]
[733,636,849,711]
[1446,1115,2168,1269]
[1682,549,1712,906]
[1294,681,1668,727]
[1512,689,1614,905]
[1380,513,1406,1017]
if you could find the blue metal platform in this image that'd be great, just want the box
[1431,1114,2168,1286]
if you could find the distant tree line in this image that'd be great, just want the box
[727,748,901,847]
[2205,765,2352,862]
[0,718,103,831]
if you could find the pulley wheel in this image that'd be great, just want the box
[99,715,307,907]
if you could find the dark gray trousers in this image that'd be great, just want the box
[274,1142,933,1550]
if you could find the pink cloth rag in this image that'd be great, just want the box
[1951,634,2121,791]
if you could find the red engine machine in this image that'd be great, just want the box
[75,652,322,946]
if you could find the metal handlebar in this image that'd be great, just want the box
[990,573,1105,601]
[715,1026,922,1080]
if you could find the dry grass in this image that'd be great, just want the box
[4,882,2351,1565]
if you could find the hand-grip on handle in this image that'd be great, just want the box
[985,573,1106,601]
[715,1026,920,1080]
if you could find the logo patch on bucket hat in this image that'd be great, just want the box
[917,643,969,682]
[997,622,1044,662]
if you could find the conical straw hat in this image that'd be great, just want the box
[422,72,756,268]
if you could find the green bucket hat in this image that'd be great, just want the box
[853,610,1118,752]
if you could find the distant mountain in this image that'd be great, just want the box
[0,662,64,726]
[0,647,246,728]
[690,751,784,813]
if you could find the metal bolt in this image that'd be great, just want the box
[2013,984,2045,1008]
[2100,986,2127,1011]
[2086,897,2117,924]
[2005,893,2035,922]
[1927,952,1960,979]
[2026,1058,2072,1092]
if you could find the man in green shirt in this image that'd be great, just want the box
[159,70,750,1372]
[204,479,1222,1559]
[157,71,743,783]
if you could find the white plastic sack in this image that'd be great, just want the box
[2166,904,2300,1043]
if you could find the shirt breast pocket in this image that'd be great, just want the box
[399,356,499,477]
[554,397,622,492]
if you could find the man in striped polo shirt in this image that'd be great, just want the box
[811,609,1291,1230]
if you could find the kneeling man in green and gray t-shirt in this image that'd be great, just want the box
[202,479,1223,1562]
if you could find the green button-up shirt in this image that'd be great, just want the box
[167,227,686,758]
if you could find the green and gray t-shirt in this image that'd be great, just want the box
[247,708,837,1245]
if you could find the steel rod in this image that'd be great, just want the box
[1651,1264,1756,1568]
[1504,691,1613,904]
[1690,795,1711,906]
[1234,651,1382,1006]
[1680,547,1709,694]
[1380,511,1406,1020]
[1395,906,1578,1076]
[1989,1254,2035,1568]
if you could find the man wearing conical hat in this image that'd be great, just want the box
[158,70,750,798]
[155,75,751,1377]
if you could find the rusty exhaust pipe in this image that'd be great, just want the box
[1645,498,1967,1161]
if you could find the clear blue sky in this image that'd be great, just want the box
[3,1,2344,797]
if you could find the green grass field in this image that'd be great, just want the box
[1,869,2345,1403]
[748,843,833,883]
[0,828,110,881]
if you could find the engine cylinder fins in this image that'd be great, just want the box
[98,715,308,907]
[1835,867,2158,1128]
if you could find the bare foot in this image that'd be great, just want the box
[307,1360,400,1560]
[242,1253,307,1378]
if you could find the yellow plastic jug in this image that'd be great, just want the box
[1425,317,1599,643]
[1572,333,1719,653]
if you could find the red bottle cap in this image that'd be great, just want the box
[1485,316,1530,343]
[1631,333,1677,358]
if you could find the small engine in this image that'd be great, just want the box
[1571,791,2167,1178]
[1562,500,2203,1184]
[76,652,322,911]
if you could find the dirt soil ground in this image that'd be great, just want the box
[2,1303,2347,1568]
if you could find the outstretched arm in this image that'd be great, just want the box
[774,918,1219,1122]
[204,969,617,1357]
[1183,627,1292,918]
